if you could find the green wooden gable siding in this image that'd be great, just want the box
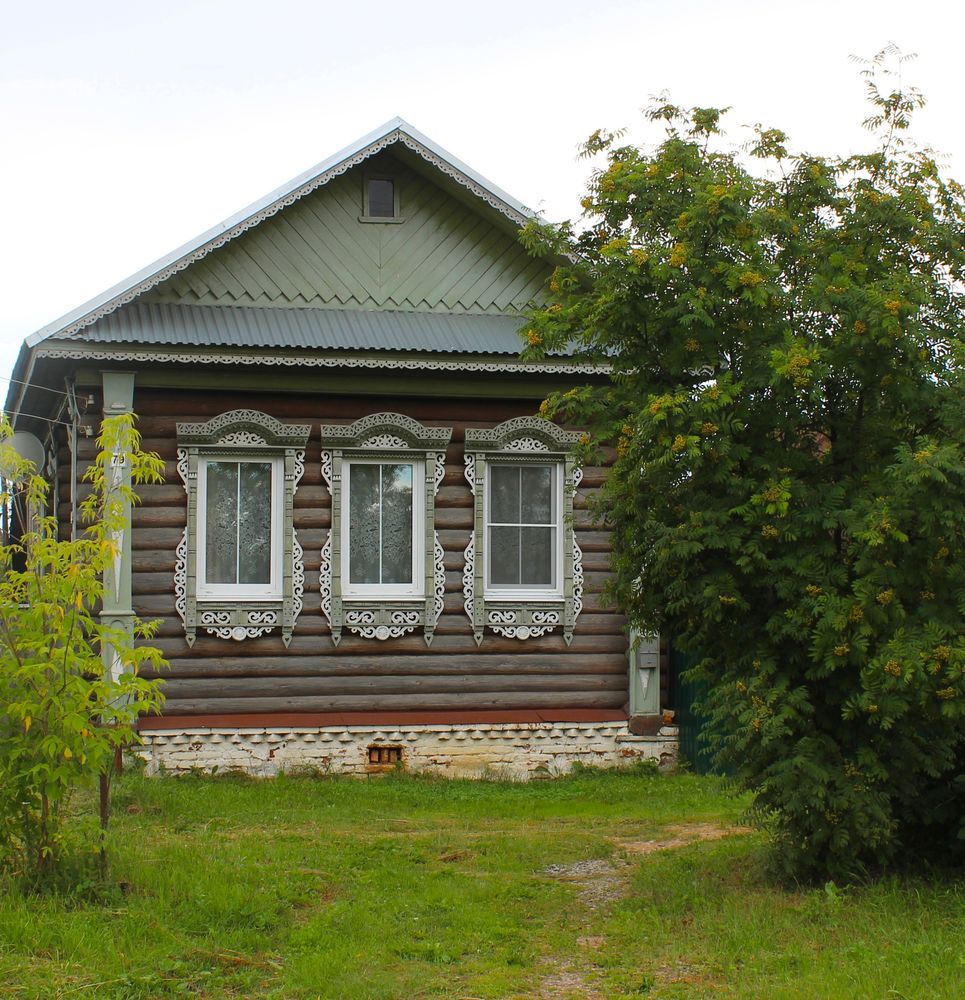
[143,152,549,316]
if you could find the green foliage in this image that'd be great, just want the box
[523,53,965,880]
[0,414,166,885]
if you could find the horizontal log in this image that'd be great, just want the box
[574,530,613,553]
[132,527,185,550]
[136,484,187,505]
[161,689,626,715]
[435,486,472,508]
[158,671,626,699]
[574,508,605,530]
[153,637,628,664]
[434,508,473,530]
[293,486,330,508]
[151,657,627,682]
[132,508,190,528]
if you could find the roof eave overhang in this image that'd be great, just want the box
[31,339,609,377]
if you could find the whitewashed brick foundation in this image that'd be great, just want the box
[132,721,679,779]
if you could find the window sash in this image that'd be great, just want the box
[196,457,283,599]
[342,457,425,597]
[484,462,563,597]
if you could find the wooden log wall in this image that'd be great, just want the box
[57,385,649,720]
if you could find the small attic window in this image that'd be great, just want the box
[361,176,403,223]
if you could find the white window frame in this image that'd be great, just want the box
[174,409,310,647]
[484,461,564,601]
[319,412,452,646]
[196,455,284,601]
[341,456,426,600]
[463,417,585,645]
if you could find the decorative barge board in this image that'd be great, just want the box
[7,118,677,776]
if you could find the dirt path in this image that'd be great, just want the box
[532,822,752,998]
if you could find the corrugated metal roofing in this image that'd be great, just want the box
[73,302,531,355]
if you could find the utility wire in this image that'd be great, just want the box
[0,373,71,398]
[7,411,73,429]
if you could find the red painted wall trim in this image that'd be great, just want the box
[138,709,628,731]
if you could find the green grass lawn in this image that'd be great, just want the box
[1,767,962,999]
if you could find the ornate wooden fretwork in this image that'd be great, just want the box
[38,343,607,377]
[463,417,584,645]
[175,410,310,647]
[319,412,452,646]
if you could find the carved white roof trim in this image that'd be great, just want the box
[34,343,608,376]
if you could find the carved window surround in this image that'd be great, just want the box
[319,413,452,645]
[463,417,584,645]
[175,410,310,646]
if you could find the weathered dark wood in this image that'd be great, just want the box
[157,672,626,699]
[151,648,628,675]
[156,628,626,657]
[162,689,626,715]
[433,508,473,530]
[132,507,195,528]
[131,527,185,550]
[58,388,634,719]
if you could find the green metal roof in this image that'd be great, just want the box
[72,303,531,355]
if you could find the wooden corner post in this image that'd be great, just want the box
[100,371,136,685]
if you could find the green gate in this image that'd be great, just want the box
[669,645,714,774]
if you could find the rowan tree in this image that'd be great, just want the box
[522,51,965,880]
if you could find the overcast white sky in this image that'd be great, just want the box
[2,0,963,384]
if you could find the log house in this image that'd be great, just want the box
[6,120,677,776]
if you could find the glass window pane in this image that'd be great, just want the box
[521,465,554,524]
[520,526,555,586]
[489,465,520,523]
[380,464,413,584]
[205,462,239,584]
[368,178,395,217]
[349,464,381,585]
[237,462,272,584]
[489,525,521,585]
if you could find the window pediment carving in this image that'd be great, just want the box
[177,409,311,449]
[464,416,583,456]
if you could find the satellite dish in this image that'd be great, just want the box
[8,431,45,473]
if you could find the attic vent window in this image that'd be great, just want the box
[361,177,403,223]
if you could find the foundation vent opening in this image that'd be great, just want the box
[368,745,403,766]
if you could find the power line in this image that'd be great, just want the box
[8,410,72,429]
[0,374,70,399]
